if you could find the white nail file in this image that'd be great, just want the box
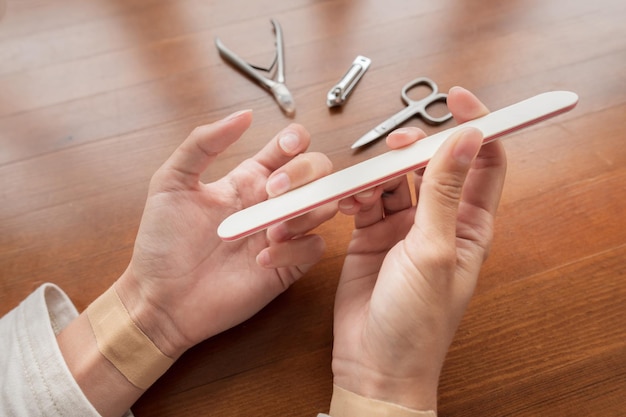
[218,91,578,241]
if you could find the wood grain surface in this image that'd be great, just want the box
[1,0,624,415]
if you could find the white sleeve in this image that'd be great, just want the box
[0,283,133,417]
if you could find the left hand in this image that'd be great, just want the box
[115,110,336,358]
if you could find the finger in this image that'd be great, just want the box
[338,196,360,215]
[352,172,411,227]
[253,124,312,174]
[158,110,253,188]
[341,128,423,217]
[385,127,427,149]
[446,86,506,230]
[339,127,423,217]
[266,152,333,197]
[353,187,385,229]
[447,86,490,123]
[411,167,425,203]
[462,141,507,216]
[455,142,507,263]
[411,127,483,248]
[342,186,383,211]
[381,174,413,216]
[256,234,326,269]
[266,202,338,242]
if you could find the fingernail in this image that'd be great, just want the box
[279,132,300,154]
[256,250,272,268]
[224,109,251,122]
[356,189,375,200]
[451,128,482,166]
[267,223,289,242]
[339,199,355,210]
[391,127,415,135]
[266,172,291,197]
[449,86,466,95]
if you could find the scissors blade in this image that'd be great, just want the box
[352,103,420,149]
[351,128,383,149]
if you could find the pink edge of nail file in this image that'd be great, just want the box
[218,91,579,241]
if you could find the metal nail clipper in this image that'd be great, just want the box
[326,56,371,107]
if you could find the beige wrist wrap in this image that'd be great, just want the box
[329,384,436,417]
[86,287,174,389]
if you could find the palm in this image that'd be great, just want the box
[346,195,492,339]
[333,134,506,409]
[129,157,304,345]
[113,112,333,358]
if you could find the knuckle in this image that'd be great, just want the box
[420,243,457,275]
[424,172,464,206]
[189,125,209,140]
[317,152,334,175]
[293,153,331,179]
[482,241,493,262]
[306,152,332,172]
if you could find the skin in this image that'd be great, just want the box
[57,86,507,416]
[332,86,507,412]
[58,110,336,416]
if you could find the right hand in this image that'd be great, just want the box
[332,87,507,411]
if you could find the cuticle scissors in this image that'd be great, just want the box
[351,77,453,149]
[215,19,295,116]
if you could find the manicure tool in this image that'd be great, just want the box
[327,56,371,107]
[215,19,295,116]
[218,91,578,241]
[352,77,452,149]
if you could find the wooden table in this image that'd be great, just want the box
[1,0,624,415]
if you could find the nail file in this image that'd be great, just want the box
[218,91,578,241]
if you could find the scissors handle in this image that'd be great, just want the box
[401,77,452,125]
[351,77,453,148]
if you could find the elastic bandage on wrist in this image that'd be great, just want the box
[86,286,174,389]
[328,384,436,417]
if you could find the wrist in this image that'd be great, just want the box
[86,285,175,390]
[331,357,439,412]
[115,267,188,359]
[328,384,436,417]
[58,308,144,417]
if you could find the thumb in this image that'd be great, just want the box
[157,110,253,190]
[410,127,483,248]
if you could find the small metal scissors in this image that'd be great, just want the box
[215,19,295,116]
[351,77,452,149]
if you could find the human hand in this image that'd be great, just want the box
[115,110,335,358]
[331,87,507,411]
